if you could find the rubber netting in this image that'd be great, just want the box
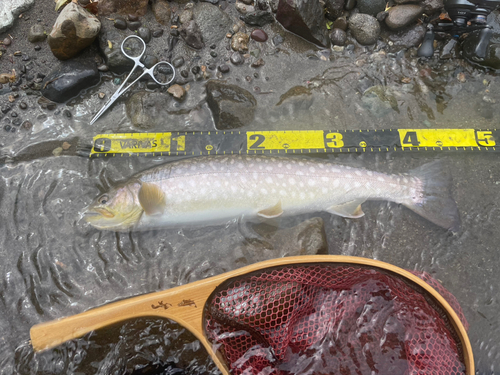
[203,264,467,375]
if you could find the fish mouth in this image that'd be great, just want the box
[84,207,115,220]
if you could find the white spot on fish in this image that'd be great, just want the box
[266,166,273,171]
[333,180,340,188]
[278,162,283,167]
[253,172,259,180]
[238,163,244,169]
[259,166,263,170]
[299,182,305,188]
[321,177,329,182]
[346,166,352,170]
[377,177,385,182]
[266,177,273,184]
[240,176,247,183]
[322,187,328,194]
[344,183,351,190]
[292,191,296,198]
[280,190,286,196]
[300,192,306,200]
[309,192,315,198]
[308,180,316,186]
[319,163,325,169]
[261,188,268,194]
[331,168,340,173]
[309,166,316,173]
[367,171,373,176]
[289,178,296,185]
[403,178,408,183]
[277,174,284,178]
[190,165,197,171]
[230,159,235,164]
[299,162,304,166]
[286,164,292,170]
[297,171,304,176]
[355,170,362,176]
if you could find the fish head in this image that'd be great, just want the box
[84,182,143,231]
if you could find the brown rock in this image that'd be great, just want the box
[152,0,171,25]
[47,3,101,60]
[98,0,149,16]
[231,32,250,52]
[167,84,186,100]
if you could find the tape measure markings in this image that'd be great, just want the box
[89,129,499,157]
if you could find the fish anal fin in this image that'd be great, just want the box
[327,200,365,218]
[138,182,166,216]
[258,201,283,219]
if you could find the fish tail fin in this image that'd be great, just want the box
[402,160,460,232]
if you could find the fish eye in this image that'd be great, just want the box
[98,194,109,205]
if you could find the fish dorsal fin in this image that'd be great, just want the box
[138,182,166,216]
[327,200,365,218]
[257,201,283,219]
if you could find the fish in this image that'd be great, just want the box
[83,155,460,232]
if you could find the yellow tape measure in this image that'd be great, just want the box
[88,129,498,157]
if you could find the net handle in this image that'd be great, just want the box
[30,255,474,375]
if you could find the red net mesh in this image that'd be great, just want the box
[203,264,467,375]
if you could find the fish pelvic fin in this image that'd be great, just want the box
[138,182,166,216]
[327,199,365,218]
[258,201,283,219]
[403,160,460,232]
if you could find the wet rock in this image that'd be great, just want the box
[236,2,255,13]
[48,2,101,60]
[98,33,134,74]
[28,25,46,43]
[381,23,425,48]
[439,38,457,59]
[205,80,257,129]
[376,11,388,21]
[167,84,186,100]
[41,60,100,103]
[330,28,347,46]
[276,85,313,109]
[324,0,345,19]
[332,16,347,31]
[276,0,330,47]
[127,20,142,31]
[98,0,149,16]
[153,29,164,37]
[251,58,265,67]
[230,51,244,64]
[172,56,185,68]
[241,10,275,26]
[180,20,204,50]
[218,64,230,73]
[38,97,57,110]
[231,32,250,52]
[348,13,381,45]
[421,0,443,13]
[385,5,423,30]
[126,91,169,129]
[272,35,284,45]
[361,85,398,115]
[138,27,152,43]
[0,0,35,33]
[152,0,171,25]
[251,29,268,42]
[113,17,127,29]
[179,8,194,24]
[357,0,386,16]
[193,3,234,46]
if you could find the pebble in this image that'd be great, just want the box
[63,109,72,118]
[167,84,186,100]
[146,81,160,90]
[272,35,283,45]
[210,44,216,49]
[52,147,63,156]
[251,58,265,68]
[97,64,109,72]
[230,52,244,65]
[62,142,71,150]
[172,56,185,68]
[4,125,12,132]
[128,21,142,31]
[12,118,21,126]
[153,29,164,38]
[19,102,27,110]
[170,29,180,37]
[250,29,268,42]
[210,51,217,58]
[28,24,46,43]
[1,106,10,114]
[208,63,216,70]
[113,78,121,85]
[128,14,139,22]
[457,72,466,83]
[218,64,230,73]
[330,28,347,46]
[231,32,250,52]
[181,69,189,78]
[2,38,11,46]
[114,17,127,30]
[138,27,152,43]
[98,92,106,99]
[34,45,41,51]
[22,120,32,130]
[191,66,200,74]
[10,111,18,118]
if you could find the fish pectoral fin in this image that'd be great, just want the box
[327,200,365,218]
[138,182,166,216]
[257,201,283,219]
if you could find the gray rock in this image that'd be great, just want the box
[127,92,168,129]
[241,10,275,26]
[462,30,500,69]
[138,27,152,43]
[41,60,100,103]
[230,51,244,64]
[357,0,386,16]
[421,0,443,13]
[28,24,46,43]
[98,28,134,74]
[152,0,171,25]
[269,0,280,12]
[381,23,425,48]
[179,8,193,24]
[0,0,35,33]
[324,0,345,19]
[276,0,330,47]
[180,20,204,50]
[205,80,257,129]
[98,0,149,16]
[348,13,381,45]
[330,28,347,46]
[439,38,457,59]
[193,3,234,46]
[48,2,101,60]
[332,16,347,31]
[385,5,423,30]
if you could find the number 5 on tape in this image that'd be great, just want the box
[399,129,496,148]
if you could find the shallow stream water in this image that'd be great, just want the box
[1,7,500,373]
